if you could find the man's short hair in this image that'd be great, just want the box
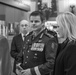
[29,11,45,22]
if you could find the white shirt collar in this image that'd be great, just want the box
[21,32,29,41]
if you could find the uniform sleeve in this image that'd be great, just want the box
[31,37,58,75]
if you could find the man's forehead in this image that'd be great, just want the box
[30,16,41,19]
[20,20,29,25]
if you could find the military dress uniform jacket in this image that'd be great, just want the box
[10,34,25,73]
[19,29,58,75]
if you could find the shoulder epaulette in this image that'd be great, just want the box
[44,29,54,38]
[28,31,33,36]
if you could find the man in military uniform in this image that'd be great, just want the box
[10,20,30,75]
[14,11,58,75]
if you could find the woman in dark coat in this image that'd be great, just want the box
[0,35,11,75]
[53,12,76,75]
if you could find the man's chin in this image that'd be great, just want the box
[23,31,27,34]
[32,27,42,31]
[31,28,38,31]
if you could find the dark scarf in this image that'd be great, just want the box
[56,38,69,59]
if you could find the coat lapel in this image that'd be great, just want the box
[18,34,24,43]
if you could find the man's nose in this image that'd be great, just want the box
[23,27,27,30]
[32,21,36,24]
[24,25,28,28]
[23,26,26,28]
[32,23,36,26]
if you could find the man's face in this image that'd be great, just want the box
[29,16,43,31]
[19,20,29,34]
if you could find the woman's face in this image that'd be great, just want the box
[56,24,65,39]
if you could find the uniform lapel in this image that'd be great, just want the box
[31,29,45,43]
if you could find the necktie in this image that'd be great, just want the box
[23,35,26,42]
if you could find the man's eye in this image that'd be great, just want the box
[35,21,39,23]
[24,24,28,27]
[30,20,39,23]
[30,21,33,22]
[21,25,24,27]
[21,24,28,27]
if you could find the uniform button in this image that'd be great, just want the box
[26,56,28,58]
[27,40,29,42]
[23,47,25,49]
[25,62,27,64]
[35,53,37,55]
[34,56,37,59]
[27,50,29,52]
[29,45,31,47]
[23,52,24,54]
[26,42,28,44]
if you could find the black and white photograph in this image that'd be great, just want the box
[0,0,76,75]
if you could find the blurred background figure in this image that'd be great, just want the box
[0,35,11,75]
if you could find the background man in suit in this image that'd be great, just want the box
[17,11,58,75]
[10,20,29,75]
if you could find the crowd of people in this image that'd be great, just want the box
[0,10,76,75]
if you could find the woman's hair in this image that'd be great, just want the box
[56,12,76,41]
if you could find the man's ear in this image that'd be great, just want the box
[43,18,46,23]
[41,17,46,26]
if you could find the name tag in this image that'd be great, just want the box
[31,43,44,52]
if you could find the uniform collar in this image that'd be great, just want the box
[31,27,46,41]
[32,27,45,37]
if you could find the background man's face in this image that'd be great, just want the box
[19,21,29,34]
[29,16,43,31]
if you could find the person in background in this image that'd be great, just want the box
[10,20,29,75]
[0,35,11,75]
[53,12,76,75]
[17,11,58,75]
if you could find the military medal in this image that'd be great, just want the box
[31,43,44,52]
